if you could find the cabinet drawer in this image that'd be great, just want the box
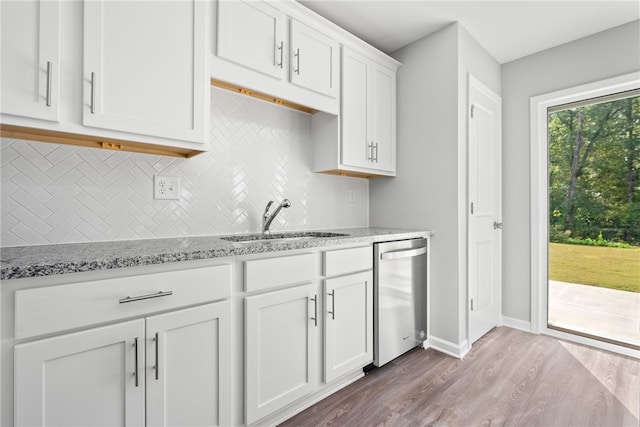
[14,264,231,339]
[324,246,372,277]
[245,253,316,293]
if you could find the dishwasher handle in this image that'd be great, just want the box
[380,246,427,260]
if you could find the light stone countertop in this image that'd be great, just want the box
[0,227,432,280]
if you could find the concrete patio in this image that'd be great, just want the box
[549,280,640,347]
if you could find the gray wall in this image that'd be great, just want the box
[370,22,500,350]
[501,20,640,323]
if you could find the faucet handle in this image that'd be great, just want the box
[281,199,291,208]
[263,201,274,215]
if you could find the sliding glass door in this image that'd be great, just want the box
[547,93,640,349]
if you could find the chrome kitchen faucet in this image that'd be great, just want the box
[262,199,291,235]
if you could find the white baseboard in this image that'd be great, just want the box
[501,315,532,332]
[427,336,470,359]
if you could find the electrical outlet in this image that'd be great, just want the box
[349,188,356,203]
[154,176,181,200]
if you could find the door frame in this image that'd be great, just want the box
[467,74,502,347]
[529,72,640,359]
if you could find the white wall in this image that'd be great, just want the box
[501,20,640,323]
[370,23,500,351]
[1,87,369,246]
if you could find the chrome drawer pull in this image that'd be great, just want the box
[46,61,52,107]
[134,337,139,387]
[277,40,284,68]
[119,290,173,304]
[310,295,318,327]
[328,290,335,320]
[294,48,300,74]
[90,72,96,114]
[154,332,160,380]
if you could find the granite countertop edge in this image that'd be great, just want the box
[1,227,433,280]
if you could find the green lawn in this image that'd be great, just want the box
[549,243,640,293]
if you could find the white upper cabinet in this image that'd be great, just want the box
[312,47,399,178]
[213,0,340,114]
[0,0,60,122]
[290,20,339,98]
[217,0,287,80]
[341,49,371,170]
[341,48,396,175]
[83,0,207,143]
[370,62,397,172]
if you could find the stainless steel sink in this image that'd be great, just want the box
[220,231,348,244]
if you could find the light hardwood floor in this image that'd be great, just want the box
[279,327,640,426]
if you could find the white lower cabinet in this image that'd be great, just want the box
[15,320,145,427]
[324,270,373,383]
[245,283,319,425]
[14,301,231,427]
[146,302,232,426]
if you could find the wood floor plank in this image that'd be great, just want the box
[279,327,640,427]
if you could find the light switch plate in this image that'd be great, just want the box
[154,176,181,200]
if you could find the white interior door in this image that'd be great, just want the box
[468,74,502,344]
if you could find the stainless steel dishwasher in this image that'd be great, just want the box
[373,238,428,366]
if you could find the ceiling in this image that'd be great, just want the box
[297,1,640,64]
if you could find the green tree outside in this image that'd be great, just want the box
[548,94,640,293]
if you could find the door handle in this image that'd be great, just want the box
[276,41,284,68]
[293,48,300,74]
[380,246,427,260]
[154,332,160,380]
[45,61,52,107]
[90,72,96,114]
[328,290,335,320]
[133,337,139,387]
[310,295,318,327]
[493,221,503,230]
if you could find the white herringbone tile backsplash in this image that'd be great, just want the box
[1,87,369,246]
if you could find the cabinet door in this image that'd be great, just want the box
[245,284,319,424]
[370,63,397,173]
[217,0,286,80]
[0,0,60,121]
[341,48,371,169]
[83,0,206,143]
[146,302,231,427]
[14,320,145,426]
[324,271,373,383]
[290,20,340,98]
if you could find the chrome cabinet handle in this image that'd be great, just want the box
[294,48,300,74]
[310,295,318,327]
[277,41,284,68]
[154,332,160,380]
[374,143,379,163]
[90,72,96,114]
[46,61,52,107]
[134,337,139,387]
[119,290,173,304]
[328,290,335,320]
[367,142,373,161]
